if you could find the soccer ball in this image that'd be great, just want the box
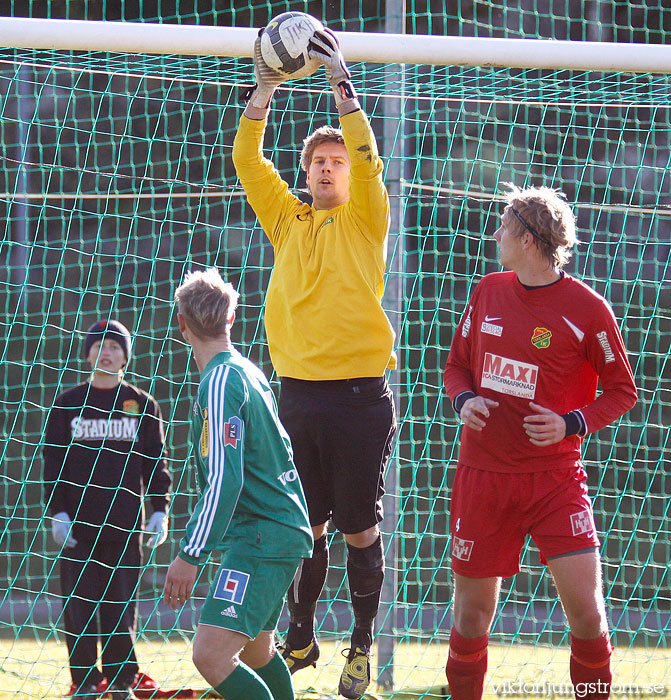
[260,12,324,80]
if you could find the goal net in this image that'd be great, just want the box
[1,3,669,698]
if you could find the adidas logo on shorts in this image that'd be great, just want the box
[221,605,238,618]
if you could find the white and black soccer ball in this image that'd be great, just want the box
[260,11,324,80]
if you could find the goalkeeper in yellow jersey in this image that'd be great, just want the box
[233,26,397,700]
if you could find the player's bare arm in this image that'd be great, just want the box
[459,396,499,431]
[523,401,567,446]
[163,556,199,610]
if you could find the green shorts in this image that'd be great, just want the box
[199,549,301,639]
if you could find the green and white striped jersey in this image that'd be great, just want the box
[179,349,313,564]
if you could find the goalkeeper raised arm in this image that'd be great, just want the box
[233,27,397,700]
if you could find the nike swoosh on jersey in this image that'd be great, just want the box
[484,315,501,322]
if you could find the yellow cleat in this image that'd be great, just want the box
[278,637,320,674]
[338,645,371,699]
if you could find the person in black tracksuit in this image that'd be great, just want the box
[43,320,172,700]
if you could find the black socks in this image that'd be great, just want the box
[286,534,329,649]
[346,535,384,649]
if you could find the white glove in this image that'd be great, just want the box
[144,511,168,548]
[242,31,286,110]
[308,28,359,110]
[51,512,77,548]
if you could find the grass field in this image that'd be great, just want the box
[1,636,669,700]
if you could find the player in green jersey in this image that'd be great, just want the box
[163,268,313,700]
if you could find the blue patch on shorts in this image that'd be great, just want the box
[212,568,249,605]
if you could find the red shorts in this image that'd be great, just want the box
[450,464,600,578]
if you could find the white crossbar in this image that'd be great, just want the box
[1,17,671,73]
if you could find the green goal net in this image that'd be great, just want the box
[1,2,669,699]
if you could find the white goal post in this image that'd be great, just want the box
[1,13,668,696]
[1,16,671,72]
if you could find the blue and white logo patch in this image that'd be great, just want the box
[213,568,249,605]
[223,416,242,449]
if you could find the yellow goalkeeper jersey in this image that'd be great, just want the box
[232,110,397,381]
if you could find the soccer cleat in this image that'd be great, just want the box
[107,685,138,700]
[130,673,160,699]
[68,679,108,698]
[69,685,101,699]
[338,645,371,699]
[278,636,320,674]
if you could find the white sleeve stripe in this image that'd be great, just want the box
[576,409,588,437]
[202,367,245,551]
[183,365,229,557]
[208,364,236,538]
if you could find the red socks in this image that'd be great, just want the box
[445,627,489,700]
[445,628,611,700]
[570,632,613,699]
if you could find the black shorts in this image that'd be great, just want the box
[278,376,397,535]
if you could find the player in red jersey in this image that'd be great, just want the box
[443,185,637,700]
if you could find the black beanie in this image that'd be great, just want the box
[83,320,132,362]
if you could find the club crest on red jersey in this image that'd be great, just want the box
[531,327,552,349]
[224,416,242,448]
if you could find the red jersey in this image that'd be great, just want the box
[443,271,637,473]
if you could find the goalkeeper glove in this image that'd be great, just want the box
[308,28,359,111]
[241,29,286,109]
[145,511,168,548]
[51,512,77,548]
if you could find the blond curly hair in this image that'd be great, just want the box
[503,184,579,268]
